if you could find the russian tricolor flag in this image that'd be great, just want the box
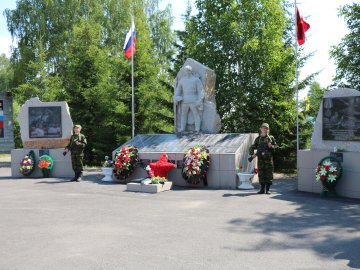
[123,20,136,59]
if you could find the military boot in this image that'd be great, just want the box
[75,172,81,182]
[257,184,265,194]
[70,173,77,182]
[265,183,271,195]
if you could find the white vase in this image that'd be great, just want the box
[101,167,113,182]
[237,173,255,190]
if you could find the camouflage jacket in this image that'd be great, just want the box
[66,133,87,153]
[249,134,277,157]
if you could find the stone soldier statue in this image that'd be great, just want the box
[64,124,87,182]
[249,123,277,194]
[173,65,205,134]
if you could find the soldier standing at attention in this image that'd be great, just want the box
[64,125,87,182]
[249,123,277,194]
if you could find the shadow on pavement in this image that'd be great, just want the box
[226,178,360,269]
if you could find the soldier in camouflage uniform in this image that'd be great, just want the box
[249,123,277,194]
[64,125,87,182]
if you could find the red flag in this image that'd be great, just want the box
[296,7,310,45]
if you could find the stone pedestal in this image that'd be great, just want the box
[114,133,258,189]
[16,97,73,149]
[11,148,73,178]
[297,150,360,199]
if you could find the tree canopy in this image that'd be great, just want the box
[5,0,175,164]
[5,0,317,169]
[331,3,360,90]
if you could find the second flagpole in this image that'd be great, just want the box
[131,16,135,138]
[295,0,299,151]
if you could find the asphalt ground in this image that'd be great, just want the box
[0,167,359,270]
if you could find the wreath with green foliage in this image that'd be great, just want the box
[19,150,36,176]
[113,145,138,180]
[182,145,210,185]
[38,155,54,178]
[315,156,342,196]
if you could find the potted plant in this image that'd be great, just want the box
[236,162,258,190]
[101,156,114,182]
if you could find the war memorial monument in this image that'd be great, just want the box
[114,58,258,188]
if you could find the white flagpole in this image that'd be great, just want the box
[131,16,135,138]
[295,0,299,151]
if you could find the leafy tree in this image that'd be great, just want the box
[175,0,302,170]
[299,81,328,149]
[5,0,175,164]
[0,54,13,92]
[331,3,360,90]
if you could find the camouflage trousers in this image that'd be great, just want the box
[71,152,84,173]
[257,156,274,185]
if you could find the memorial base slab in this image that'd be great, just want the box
[298,150,360,199]
[127,182,173,193]
[114,133,258,189]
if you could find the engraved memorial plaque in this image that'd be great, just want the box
[323,97,360,141]
[29,106,62,138]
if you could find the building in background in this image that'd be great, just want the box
[0,91,15,152]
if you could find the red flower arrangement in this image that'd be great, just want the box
[181,145,210,185]
[113,145,138,180]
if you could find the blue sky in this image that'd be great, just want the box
[0,0,356,94]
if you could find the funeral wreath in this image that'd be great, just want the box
[19,150,36,176]
[114,145,138,180]
[315,156,342,196]
[182,145,210,185]
[38,155,54,178]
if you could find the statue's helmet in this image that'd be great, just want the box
[184,65,192,71]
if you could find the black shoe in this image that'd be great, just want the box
[257,184,265,194]
[71,172,80,182]
[265,184,271,194]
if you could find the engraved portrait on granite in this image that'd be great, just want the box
[28,106,62,138]
[323,97,360,141]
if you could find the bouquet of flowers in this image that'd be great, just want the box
[181,145,210,185]
[114,145,138,180]
[146,165,155,178]
[315,156,342,196]
[38,155,54,178]
[150,176,167,185]
[102,156,114,168]
[236,165,244,172]
[19,150,36,176]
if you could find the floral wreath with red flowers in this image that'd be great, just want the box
[181,145,210,185]
[113,145,138,180]
[315,156,342,194]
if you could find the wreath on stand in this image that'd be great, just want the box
[19,150,36,176]
[182,145,210,185]
[38,155,54,178]
[315,156,343,196]
[113,145,138,181]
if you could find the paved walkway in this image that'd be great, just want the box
[0,168,359,270]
